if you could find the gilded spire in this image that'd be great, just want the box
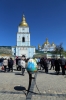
[46,38,48,43]
[22,14,26,21]
[44,38,49,45]
[38,44,41,48]
[19,14,28,27]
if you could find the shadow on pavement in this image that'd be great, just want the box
[49,72,63,75]
[48,72,58,75]
[14,86,27,96]
[14,86,26,91]
[15,72,22,75]
[26,90,39,94]
[38,70,45,73]
[38,70,63,76]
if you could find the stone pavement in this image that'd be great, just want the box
[31,70,66,100]
[0,66,66,100]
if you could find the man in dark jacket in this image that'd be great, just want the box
[9,58,13,72]
[50,59,55,70]
[55,58,60,75]
[60,56,66,75]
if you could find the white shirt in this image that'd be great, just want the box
[18,60,25,68]
[3,59,8,66]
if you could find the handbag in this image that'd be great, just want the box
[1,66,4,70]
[65,65,66,69]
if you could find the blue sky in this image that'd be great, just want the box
[0,0,66,50]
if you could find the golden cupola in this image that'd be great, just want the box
[19,14,28,27]
[51,42,56,46]
[38,44,41,48]
[44,38,50,45]
[38,44,41,50]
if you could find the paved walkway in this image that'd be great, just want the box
[32,70,66,100]
[0,66,66,100]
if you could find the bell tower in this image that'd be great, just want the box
[17,14,30,46]
[12,14,35,58]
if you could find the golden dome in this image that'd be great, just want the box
[19,14,28,27]
[44,38,50,45]
[44,43,46,46]
[51,42,56,46]
[38,44,41,48]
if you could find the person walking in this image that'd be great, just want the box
[50,59,55,70]
[54,58,60,75]
[18,57,26,76]
[21,58,26,75]
[9,58,14,72]
[60,56,66,75]
[3,58,8,72]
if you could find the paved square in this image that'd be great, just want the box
[0,66,66,100]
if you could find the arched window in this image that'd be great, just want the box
[22,37,25,42]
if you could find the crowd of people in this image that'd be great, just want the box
[0,56,28,75]
[0,56,66,75]
[0,57,13,72]
[37,56,66,75]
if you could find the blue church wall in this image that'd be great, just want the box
[18,27,29,33]
[12,47,35,58]
[21,42,29,46]
[12,48,14,55]
[27,48,31,57]
[16,47,19,56]
[27,47,35,58]
[17,33,30,37]
[12,15,35,58]
[17,33,30,40]
[12,47,16,56]
[17,33,30,46]
[17,42,30,46]
[17,42,21,46]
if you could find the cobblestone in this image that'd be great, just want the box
[31,69,66,100]
[0,66,66,100]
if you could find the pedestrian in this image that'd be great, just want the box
[9,58,14,72]
[50,58,55,70]
[3,58,8,72]
[54,58,60,75]
[18,57,26,76]
[60,56,66,75]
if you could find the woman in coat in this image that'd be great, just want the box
[54,58,60,75]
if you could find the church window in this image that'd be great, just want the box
[22,37,25,42]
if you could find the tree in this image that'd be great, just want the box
[55,43,64,58]
[62,51,66,57]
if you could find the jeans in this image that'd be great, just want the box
[22,67,25,75]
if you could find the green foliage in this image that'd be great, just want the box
[62,51,66,57]
[0,46,11,49]
[54,43,64,57]
[0,46,11,54]
[35,49,44,53]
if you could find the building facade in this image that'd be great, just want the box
[12,15,35,58]
[38,38,56,52]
